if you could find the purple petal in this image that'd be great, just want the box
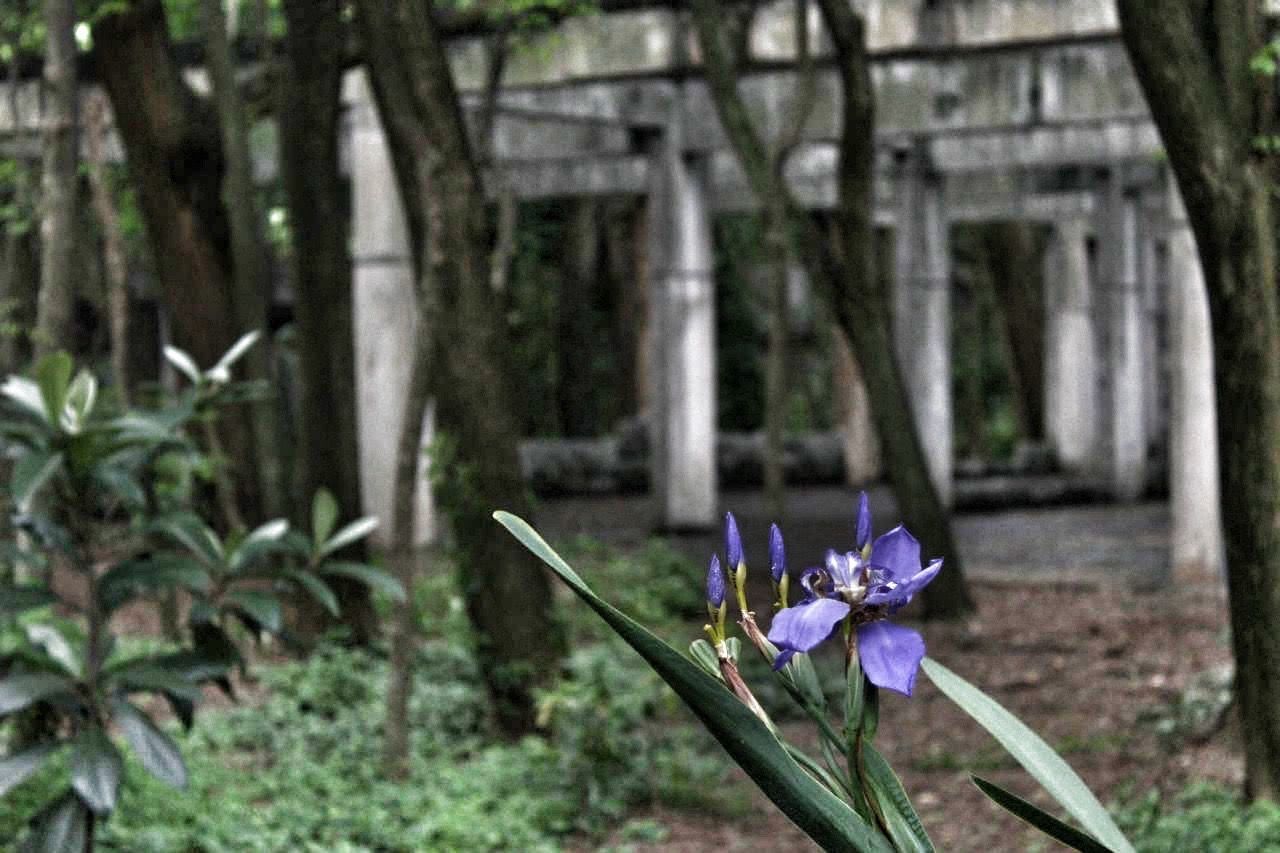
[856,621,926,696]
[706,554,725,607]
[769,523,786,583]
[855,492,872,550]
[725,512,743,569]
[772,649,796,670]
[799,566,826,600]
[825,549,860,589]
[767,598,850,657]
[870,525,921,581]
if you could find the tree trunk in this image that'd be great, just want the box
[84,92,131,403]
[201,0,285,519]
[34,0,77,358]
[356,0,564,735]
[93,0,263,522]
[762,199,789,520]
[1118,0,1280,800]
[690,0,972,615]
[280,0,377,643]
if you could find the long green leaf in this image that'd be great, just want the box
[920,658,1133,853]
[0,585,58,616]
[311,488,339,548]
[0,742,62,798]
[98,556,211,612]
[20,790,87,853]
[495,511,893,853]
[33,353,72,426]
[320,517,379,558]
[113,699,187,789]
[12,451,63,510]
[863,742,934,853]
[1,375,51,424]
[223,589,283,634]
[70,728,122,815]
[971,775,1114,853]
[289,570,340,617]
[0,673,76,716]
[321,561,406,602]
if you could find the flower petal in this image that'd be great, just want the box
[855,492,872,550]
[706,553,725,607]
[856,621,926,696]
[767,598,850,659]
[870,525,921,581]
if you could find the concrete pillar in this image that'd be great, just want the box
[348,70,437,546]
[1138,200,1166,455]
[645,118,717,529]
[1097,173,1147,501]
[833,325,881,485]
[1167,184,1224,582]
[893,150,953,505]
[1043,218,1098,473]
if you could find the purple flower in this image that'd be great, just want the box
[725,512,743,570]
[706,553,725,608]
[768,524,786,584]
[765,506,942,696]
[855,491,872,551]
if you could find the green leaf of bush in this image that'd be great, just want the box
[113,699,187,789]
[0,673,76,716]
[70,728,122,815]
[12,450,63,510]
[0,585,57,616]
[321,561,406,602]
[495,510,894,853]
[0,742,62,798]
[920,658,1132,853]
[22,789,87,853]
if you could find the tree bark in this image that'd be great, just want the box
[34,0,78,358]
[201,0,286,519]
[279,0,377,643]
[355,0,564,735]
[1118,0,1280,800]
[983,222,1046,441]
[93,0,263,522]
[559,198,600,437]
[690,0,972,615]
[84,92,131,403]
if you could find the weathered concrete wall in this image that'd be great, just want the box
[347,71,438,547]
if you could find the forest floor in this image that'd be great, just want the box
[543,486,1239,853]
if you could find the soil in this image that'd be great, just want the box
[543,488,1239,853]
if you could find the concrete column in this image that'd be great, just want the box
[1043,218,1098,473]
[894,151,953,505]
[645,119,717,529]
[348,70,437,546]
[1097,173,1147,501]
[1138,201,1166,455]
[833,325,881,486]
[1167,184,1224,582]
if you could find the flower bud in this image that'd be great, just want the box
[768,523,786,584]
[724,511,743,571]
[706,553,725,608]
[855,491,872,551]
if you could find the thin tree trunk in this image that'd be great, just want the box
[84,92,131,403]
[559,198,600,437]
[690,0,972,615]
[34,0,77,358]
[983,222,1045,440]
[201,0,285,519]
[280,0,377,643]
[1118,0,1280,800]
[93,0,264,523]
[762,200,789,520]
[356,0,564,735]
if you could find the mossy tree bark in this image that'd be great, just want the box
[356,0,564,735]
[1118,0,1280,801]
[280,0,377,643]
[690,0,973,616]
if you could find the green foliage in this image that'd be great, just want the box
[1116,782,1280,853]
[0,346,396,848]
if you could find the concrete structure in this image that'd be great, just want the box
[0,1,1231,559]
[1167,184,1225,582]
[347,72,438,547]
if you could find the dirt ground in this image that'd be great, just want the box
[541,489,1238,852]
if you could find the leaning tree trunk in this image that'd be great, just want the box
[200,0,286,518]
[690,0,972,615]
[84,92,131,403]
[1118,0,1280,801]
[356,0,564,735]
[34,0,78,358]
[93,0,264,523]
[279,0,377,643]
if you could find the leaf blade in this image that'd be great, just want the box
[69,728,122,815]
[971,775,1114,853]
[113,699,187,789]
[920,658,1133,853]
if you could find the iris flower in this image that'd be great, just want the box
[766,494,943,695]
